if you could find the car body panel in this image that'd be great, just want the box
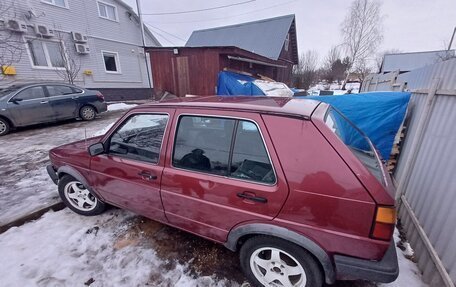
[160,109,289,242]
[88,108,175,222]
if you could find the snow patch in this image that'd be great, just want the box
[108,103,137,111]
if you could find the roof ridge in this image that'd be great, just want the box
[189,14,295,34]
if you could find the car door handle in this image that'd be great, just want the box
[237,192,268,203]
[40,100,49,104]
[71,96,79,99]
[138,171,157,180]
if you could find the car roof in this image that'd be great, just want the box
[136,96,322,119]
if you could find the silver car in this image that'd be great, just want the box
[0,83,107,136]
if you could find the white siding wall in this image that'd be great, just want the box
[1,0,159,89]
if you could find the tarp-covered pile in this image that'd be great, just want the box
[304,92,411,159]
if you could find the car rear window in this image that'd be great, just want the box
[325,107,384,185]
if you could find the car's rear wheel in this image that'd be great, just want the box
[58,175,106,216]
[79,105,96,121]
[240,236,323,287]
[0,118,10,136]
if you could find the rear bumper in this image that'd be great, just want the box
[95,102,108,113]
[334,241,399,283]
[46,165,58,185]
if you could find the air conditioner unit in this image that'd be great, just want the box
[75,43,90,54]
[7,19,28,33]
[71,31,88,43]
[34,24,55,37]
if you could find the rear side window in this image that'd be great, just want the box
[325,107,384,184]
[108,114,168,164]
[173,115,275,184]
[46,85,74,97]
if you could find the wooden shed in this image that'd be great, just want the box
[146,14,298,97]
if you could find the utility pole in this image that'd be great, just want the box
[448,26,456,51]
[136,0,152,89]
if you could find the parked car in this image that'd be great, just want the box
[0,83,107,136]
[47,96,399,287]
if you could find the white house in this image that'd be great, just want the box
[0,0,160,100]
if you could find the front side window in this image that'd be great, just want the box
[97,1,118,21]
[173,116,275,184]
[102,51,120,73]
[42,0,67,8]
[108,114,169,164]
[13,86,46,101]
[173,116,235,176]
[27,39,65,68]
[46,85,74,97]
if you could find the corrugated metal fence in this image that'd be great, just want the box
[362,58,456,286]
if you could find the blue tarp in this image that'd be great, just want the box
[304,92,411,159]
[217,71,264,96]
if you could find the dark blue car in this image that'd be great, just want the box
[0,83,107,136]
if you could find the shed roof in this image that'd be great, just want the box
[381,50,455,73]
[186,14,297,62]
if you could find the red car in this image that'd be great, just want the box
[47,96,399,287]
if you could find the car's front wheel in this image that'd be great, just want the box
[79,105,96,121]
[240,236,323,287]
[0,118,10,136]
[58,175,106,216]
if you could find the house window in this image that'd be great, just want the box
[97,1,118,21]
[27,39,65,69]
[284,33,290,52]
[41,0,68,8]
[102,51,120,73]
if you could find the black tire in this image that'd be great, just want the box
[79,105,96,121]
[240,236,323,287]
[58,175,106,216]
[0,118,10,136]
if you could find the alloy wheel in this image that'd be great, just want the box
[63,181,98,211]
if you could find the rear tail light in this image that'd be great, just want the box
[96,92,105,102]
[371,206,396,241]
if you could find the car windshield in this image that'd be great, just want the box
[324,107,385,185]
[0,86,22,100]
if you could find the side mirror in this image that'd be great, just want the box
[88,142,105,156]
[10,98,23,104]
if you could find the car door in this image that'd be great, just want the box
[89,109,174,222]
[45,85,79,120]
[160,109,289,243]
[7,85,54,126]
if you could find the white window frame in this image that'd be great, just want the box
[101,50,121,74]
[97,1,119,22]
[40,0,69,9]
[24,37,68,70]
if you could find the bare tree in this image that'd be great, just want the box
[341,0,383,89]
[0,2,25,79]
[292,50,319,90]
[53,31,81,85]
[322,46,350,84]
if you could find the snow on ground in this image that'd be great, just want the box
[0,110,124,225]
[107,103,137,111]
[0,208,234,287]
[380,229,427,287]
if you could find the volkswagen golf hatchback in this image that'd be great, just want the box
[47,96,399,287]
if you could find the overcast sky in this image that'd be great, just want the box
[125,0,456,64]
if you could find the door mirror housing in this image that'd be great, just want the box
[88,142,105,156]
[10,98,23,104]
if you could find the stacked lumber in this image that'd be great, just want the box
[387,126,406,173]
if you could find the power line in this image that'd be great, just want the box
[143,0,297,24]
[145,23,186,42]
[148,27,178,46]
[141,0,255,16]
